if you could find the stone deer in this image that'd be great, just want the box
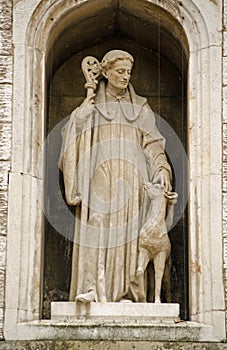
[137,182,178,303]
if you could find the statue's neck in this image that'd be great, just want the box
[106,84,127,97]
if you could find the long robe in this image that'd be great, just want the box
[59,81,171,302]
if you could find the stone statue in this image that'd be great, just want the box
[136,182,178,303]
[58,50,174,304]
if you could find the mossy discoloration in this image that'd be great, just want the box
[0,341,226,350]
[209,0,218,5]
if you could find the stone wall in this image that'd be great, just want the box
[0,0,12,339]
[224,0,227,330]
[0,0,226,343]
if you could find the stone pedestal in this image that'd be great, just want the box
[51,302,180,322]
[40,304,213,342]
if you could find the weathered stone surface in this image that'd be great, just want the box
[0,309,3,340]
[223,165,227,194]
[0,0,12,60]
[223,193,227,272]
[224,3,227,28]
[0,236,6,308]
[0,1,12,31]
[0,57,12,83]
[51,302,180,321]
[223,124,227,162]
[0,235,6,340]
[0,124,11,161]
[0,341,226,350]
[0,0,12,342]
[223,191,227,220]
[0,192,8,236]
[0,29,11,55]
[224,4,227,331]
[224,31,227,57]
[223,192,227,217]
[223,87,227,124]
[0,162,9,192]
[223,57,227,87]
[0,84,12,122]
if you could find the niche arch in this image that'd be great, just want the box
[4,0,225,341]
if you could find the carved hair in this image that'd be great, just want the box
[100,50,134,75]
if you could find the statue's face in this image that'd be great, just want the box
[105,59,132,92]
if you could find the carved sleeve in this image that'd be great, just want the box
[138,103,172,181]
[58,107,93,205]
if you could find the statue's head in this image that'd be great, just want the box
[100,50,134,92]
[100,50,134,75]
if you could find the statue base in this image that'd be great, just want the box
[51,302,180,322]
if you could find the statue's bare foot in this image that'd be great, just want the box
[119,299,133,303]
[75,290,96,303]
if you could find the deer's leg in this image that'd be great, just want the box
[137,249,150,302]
[147,262,155,302]
[162,257,172,303]
[153,251,167,303]
[137,248,150,275]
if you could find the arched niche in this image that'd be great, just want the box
[44,2,189,320]
[4,0,225,341]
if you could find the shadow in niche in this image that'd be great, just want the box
[43,29,188,319]
[43,171,73,319]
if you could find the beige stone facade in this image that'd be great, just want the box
[223,0,227,334]
[0,0,12,339]
[0,0,226,345]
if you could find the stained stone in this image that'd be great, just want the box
[0,341,226,350]
[51,302,180,321]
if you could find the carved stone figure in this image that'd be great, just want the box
[136,182,178,303]
[58,50,173,303]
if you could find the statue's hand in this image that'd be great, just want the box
[79,94,96,112]
[75,94,95,126]
[153,169,172,192]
